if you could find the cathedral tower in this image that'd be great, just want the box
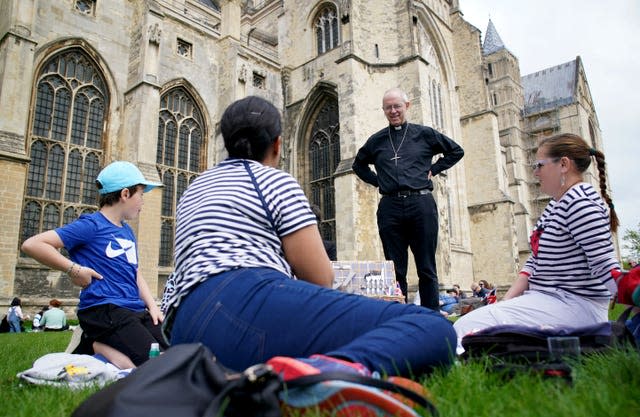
[483,20,536,266]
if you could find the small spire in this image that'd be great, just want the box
[483,19,506,55]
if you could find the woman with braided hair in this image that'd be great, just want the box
[453,133,620,352]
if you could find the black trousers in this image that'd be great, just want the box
[377,193,439,310]
[77,303,168,366]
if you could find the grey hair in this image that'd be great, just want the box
[383,87,410,103]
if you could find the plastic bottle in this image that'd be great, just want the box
[149,342,160,358]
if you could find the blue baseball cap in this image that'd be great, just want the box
[96,161,163,195]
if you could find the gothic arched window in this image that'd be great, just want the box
[429,79,445,131]
[314,5,340,55]
[308,97,340,243]
[156,87,205,267]
[588,119,597,148]
[21,49,108,248]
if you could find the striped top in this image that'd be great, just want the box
[523,183,619,300]
[161,159,317,313]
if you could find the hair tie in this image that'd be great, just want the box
[589,148,597,156]
[609,202,615,210]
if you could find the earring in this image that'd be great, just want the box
[560,174,566,187]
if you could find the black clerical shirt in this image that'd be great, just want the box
[352,122,464,195]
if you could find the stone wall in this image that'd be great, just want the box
[0,0,614,303]
[0,158,28,296]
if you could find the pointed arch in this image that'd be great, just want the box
[20,43,112,249]
[310,2,341,55]
[412,8,457,87]
[411,11,465,246]
[412,8,458,133]
[296,83,340,243]
[156,80,209,267]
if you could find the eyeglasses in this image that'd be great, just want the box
[382,104,404,112]
[531,157,560,171]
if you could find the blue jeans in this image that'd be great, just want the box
[439,295,458,314]
[171,268,456,376]
[9,316,21,333]
[627,312,640,346]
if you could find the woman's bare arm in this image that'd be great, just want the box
[281,225,334,288]
[502,273,529,300]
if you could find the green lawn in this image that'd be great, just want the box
[1,315,639,417]
[0,331,99,417]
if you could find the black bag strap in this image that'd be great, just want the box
[202,364,283,417]
[203,378,241,416]
[243,160,276,231]
[617,305,634,323]
[283,371,438,417]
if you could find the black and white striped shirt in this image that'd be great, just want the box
[523,183,619,300]
[161,159,316,313]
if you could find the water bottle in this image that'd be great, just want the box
[149,342,160,358]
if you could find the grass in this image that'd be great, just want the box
[0,331,100,417]
[1,310,639,417]
[429,350,640,417]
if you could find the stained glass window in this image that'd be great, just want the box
[156,87,205,266]
[315,5,340,55]
[74,0,96,16]
[21,49,107,249]
[177,39,192,59]
[308,98,340,242]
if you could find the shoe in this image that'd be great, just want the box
[64,326,83,354]
[267,355,426,417]
[386,376,435,410]
[268,354,370,380]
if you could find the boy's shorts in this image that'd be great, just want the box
[77,303,167,366]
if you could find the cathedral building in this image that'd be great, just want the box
[0,0,610,310]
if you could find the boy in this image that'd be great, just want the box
[22,161,167,366]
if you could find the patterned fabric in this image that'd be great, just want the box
[161,158,316,313]
[522,183,619,300]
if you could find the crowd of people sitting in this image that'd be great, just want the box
[1,298,70,333]
[439,282,497,317]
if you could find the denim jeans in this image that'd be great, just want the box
[627,311,640,346]
[170,267,456,376]
[8,316,21,333]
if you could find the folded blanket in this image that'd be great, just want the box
[17,352,130,389]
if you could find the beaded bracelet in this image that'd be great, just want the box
[72,264,82,278]
[66,262,76,275]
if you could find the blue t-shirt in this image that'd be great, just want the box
[56,212,145,311]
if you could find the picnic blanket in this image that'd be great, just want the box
[17,352,130,389]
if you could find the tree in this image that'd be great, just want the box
[622,223,640,263]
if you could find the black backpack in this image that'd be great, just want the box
[0,315,9,333]
[460,308,637,384]
[72,343,437,417]
[461,307,636,363]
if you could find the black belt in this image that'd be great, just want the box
[385,189,431,197]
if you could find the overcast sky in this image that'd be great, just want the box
[459,0,640,258]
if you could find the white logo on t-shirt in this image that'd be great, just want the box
[105,237,137,264]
